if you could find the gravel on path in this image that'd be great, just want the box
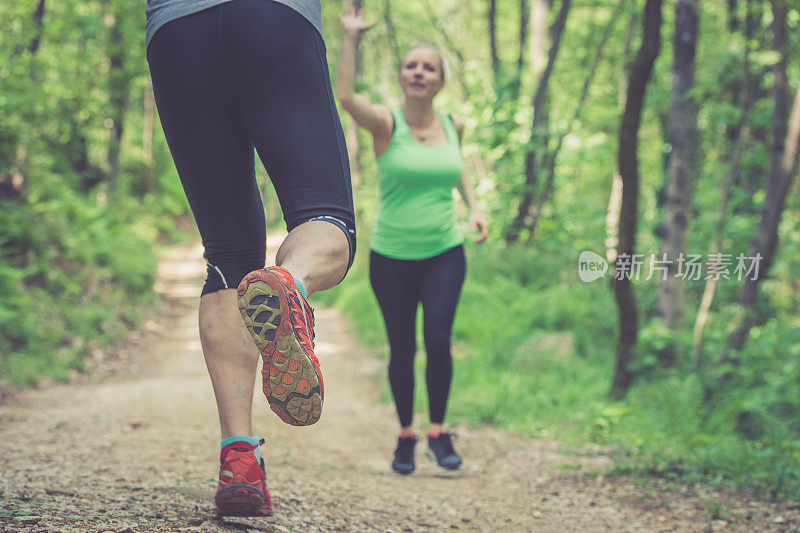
[1,240,798,532]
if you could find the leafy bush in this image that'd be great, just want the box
[323,234,800,499]
[0,166,186,386]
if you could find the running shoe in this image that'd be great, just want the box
[238,266,323,426]
[215,439,273,517]
[427,432,462,470]
[391,435,417,475]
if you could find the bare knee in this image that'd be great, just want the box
[327,226,350,270]
[277,220,351,293]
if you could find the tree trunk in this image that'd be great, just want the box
[692,2,760,372]
[525,0,628,241]
[726,0,739,31]
[619,8,639,109]
[11,0,46,58]
[7,0,47,197]
[509,0,531,100]
[529,0,550,80]
[420,0,469,98]
[517,0,530,73]
[489,0,531,143]
[105,3,132,195]
[506,0,570,244]
[489,0,500,75]
[345,0,367,189]
[610,0,663,400]
[693,126,749,372]
[0,173,25,201]
[654,0,699,361]
[725,0,797,357]
[606,173,624,263]
[27,0,46,54]
[607,5,637,265]
[727,111,799,352]
[142,80,155,194]
[381,0,401,70]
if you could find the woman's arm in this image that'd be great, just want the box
[452,114,489,243]
[336,7,393,151]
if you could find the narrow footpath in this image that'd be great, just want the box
[1,241,797,532]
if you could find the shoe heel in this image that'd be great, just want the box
[215,488,266,517]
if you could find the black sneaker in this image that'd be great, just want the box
[391,435,417,475]
[427,432,462,470]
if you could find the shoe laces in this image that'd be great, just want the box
[284,284,315,347]
[432,432,456,456]
[300,299,315,344]
[396,435,417,456]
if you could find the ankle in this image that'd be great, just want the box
[221,435,260,448]
[428,424,445,438]
[220,436,263,465]
[292,275,307,299]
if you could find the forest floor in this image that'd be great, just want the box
[2,239,799,532]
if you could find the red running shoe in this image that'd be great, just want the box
[215,439,273,517]
[238,266,323,426]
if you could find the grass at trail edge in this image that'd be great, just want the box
[315,238,800,501]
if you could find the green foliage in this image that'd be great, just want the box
[325,231,800,498]
[706,500,729,521]
[0,173,168,385]
[0,0,192,386]
[0,510,32,518]
[317,0,800,500]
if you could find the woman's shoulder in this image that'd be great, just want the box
[447,113,463,126]
[442,112,464,140]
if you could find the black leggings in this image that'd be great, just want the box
[147,0,355,295]
[369,246,466,427]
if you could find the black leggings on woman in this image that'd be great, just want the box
[369,246,466,427]
[147,0,356,296]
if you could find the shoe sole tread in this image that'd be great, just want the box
[215,485,273,517]
[238,271,322,426]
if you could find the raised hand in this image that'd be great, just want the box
[339,5,377,38]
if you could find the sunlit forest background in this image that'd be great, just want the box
[2,0,800,498]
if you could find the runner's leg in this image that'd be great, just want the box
[221,0,355,293]
[370,252,423,431]
[147,9,265,439]
[275,221,348,295]
[419,246,466,431]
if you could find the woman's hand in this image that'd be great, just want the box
[469,212,489,243]
[339,6,376,38]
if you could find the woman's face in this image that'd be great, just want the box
[398,47,444,100]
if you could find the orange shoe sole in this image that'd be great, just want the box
[238,269,323,426]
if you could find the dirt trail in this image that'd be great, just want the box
[1,241,798,532]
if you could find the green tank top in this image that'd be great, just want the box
[371,109,464,259]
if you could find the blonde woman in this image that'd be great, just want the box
[337,6,488,475]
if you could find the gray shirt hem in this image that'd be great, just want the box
[145,0,323,52]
